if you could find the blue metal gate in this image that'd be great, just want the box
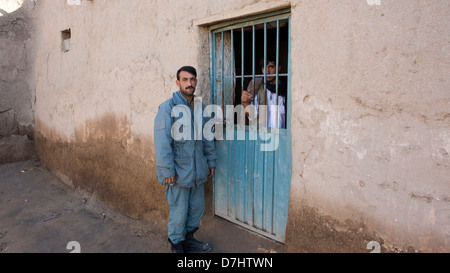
[210,10,292,243]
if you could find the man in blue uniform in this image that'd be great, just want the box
[154,66,217,253]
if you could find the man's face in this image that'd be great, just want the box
[177,71,197,97]
[262,61,281,83]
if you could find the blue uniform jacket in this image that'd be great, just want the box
[154,91,217,188]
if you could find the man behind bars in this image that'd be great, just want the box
[241,54,287,129]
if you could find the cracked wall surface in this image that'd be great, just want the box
[31,0,449,252]
[0,1,35,135]
[0,0,37,163]
[287,0,449,252]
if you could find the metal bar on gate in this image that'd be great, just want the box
[220,31,225,109]
[272,20,281,231]
[276,20,280,105]
[231,30,235,105]
[287,17,291,131]
[211,32,216,105]
[241,27,244,92]
[252,24,255,97]
[275,20,280,129]
[235,74,288,78]
[263,22,267,90]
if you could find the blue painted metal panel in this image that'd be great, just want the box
[214,130,291,242]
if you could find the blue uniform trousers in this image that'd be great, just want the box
[165,184,205,244]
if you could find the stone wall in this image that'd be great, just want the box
[0,0,36,163]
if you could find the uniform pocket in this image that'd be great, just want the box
[174,157,193,187]
[155,118,166,130]
[197,154,209,182]
[174,157,190,169]
[165,186,179,206]
[173,141,187,159]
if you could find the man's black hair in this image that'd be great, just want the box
[259,54,277,68]
[177,66,197,80]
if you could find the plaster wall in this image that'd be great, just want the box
[287,0,449,252]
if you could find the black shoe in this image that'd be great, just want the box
[168,238,184,253]
[182,229,212,253]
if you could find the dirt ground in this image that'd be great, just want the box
[0,159,284,253]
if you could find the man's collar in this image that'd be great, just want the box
[173,91,197,106]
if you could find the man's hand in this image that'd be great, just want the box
[208,168,215,178]
[164,176,175,185]
[241,90,253,108]
[165,170,214,185]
